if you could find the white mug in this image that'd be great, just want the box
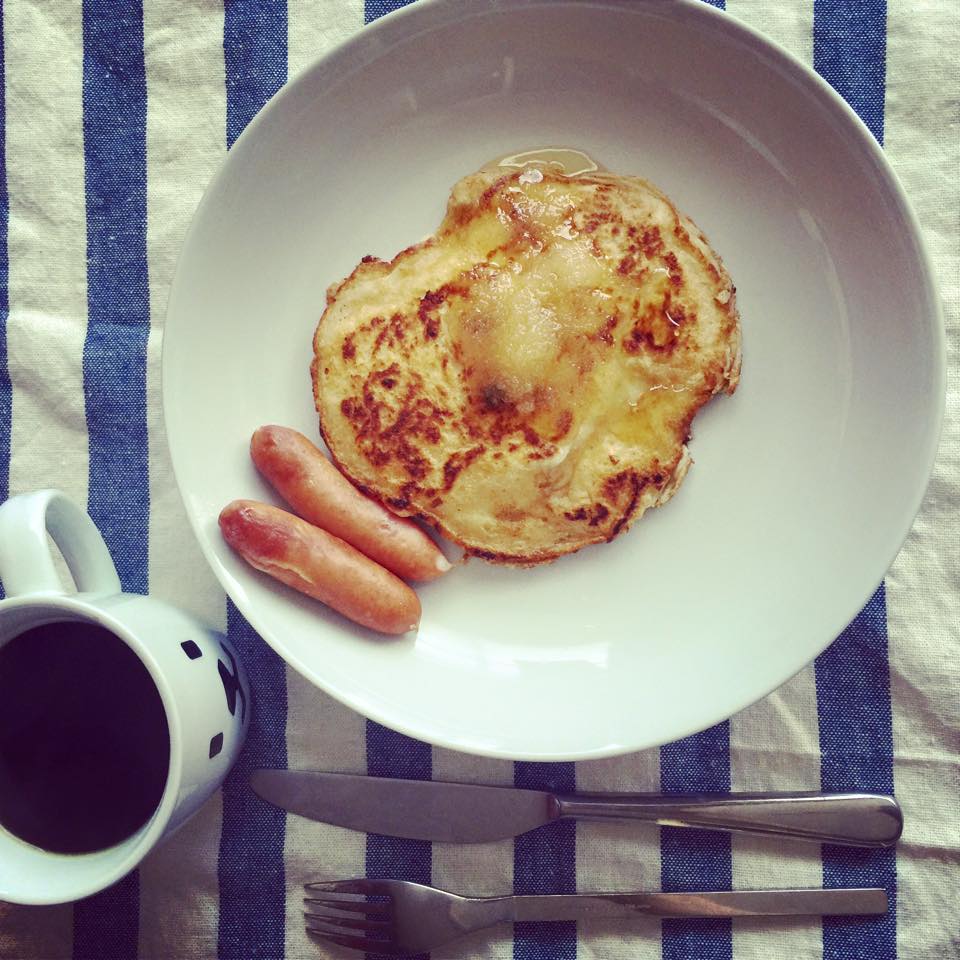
[0,489,249,905]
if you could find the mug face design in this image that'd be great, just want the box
[178,638,249,760]
[216,642,248,724]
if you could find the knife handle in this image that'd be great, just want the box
[553,792,903,847]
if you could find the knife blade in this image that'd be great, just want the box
[250,770,903,846]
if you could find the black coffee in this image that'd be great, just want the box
[0,620,170,854]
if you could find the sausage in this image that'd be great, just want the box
[250,425,450,582]
[219,499,421,635]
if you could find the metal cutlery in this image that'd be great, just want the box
[303,878,888,955]
[252,769,903,847]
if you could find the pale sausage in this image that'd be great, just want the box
[219,499,421,635]
[250,425,450,582]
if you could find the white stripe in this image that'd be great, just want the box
[137,799,225,957]
[288,0,364,79]
[0,900,71,959]
[725,0,814,64]
[575,749,661,960]
[4,0,88,514]
[137,1,228,953]
[431,749,515,960]
[729,669,824,959]
[283,671,368,959]
[884,0,960,955]
[142,0,228,633]
[1,0,86,946]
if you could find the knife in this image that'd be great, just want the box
[249,770,903,847]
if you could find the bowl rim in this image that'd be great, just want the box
[162,0,946,760]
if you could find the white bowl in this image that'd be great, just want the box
[163,0,944,760]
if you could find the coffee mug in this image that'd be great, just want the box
[0,489,250,905]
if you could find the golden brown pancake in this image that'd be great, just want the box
[312,162,741,565]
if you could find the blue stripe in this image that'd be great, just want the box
[813,3,894,957]
[217,602,288,960]
[218,4,288,959]
[815,587,897,959]
[80,0,151,597]
[0,3,10,517]
[659,723,732,960]
[73,876,140,960]
[814,0,886,143]
[73,1,150,956]
[513,763,577,960]
[364,0,416,21]
[224,0,287,150]
[365,723,432,960]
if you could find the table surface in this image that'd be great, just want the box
[0,1,957,959]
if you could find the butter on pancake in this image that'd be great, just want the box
[312,153,741,565]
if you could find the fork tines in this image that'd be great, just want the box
[303,881,398,955]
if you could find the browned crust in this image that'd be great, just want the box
[312,415,692,567]
[312,167,741,566]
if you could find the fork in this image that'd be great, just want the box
[304,879,887,956]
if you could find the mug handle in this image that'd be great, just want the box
[0,489,122,597]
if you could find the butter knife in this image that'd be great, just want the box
[250,770,903,847]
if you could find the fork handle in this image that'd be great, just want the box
[554,792,902,847]
[505,888,888,922]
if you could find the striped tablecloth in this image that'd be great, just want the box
[0,1,957,958]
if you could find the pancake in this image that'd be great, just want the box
[312,159,741,565]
